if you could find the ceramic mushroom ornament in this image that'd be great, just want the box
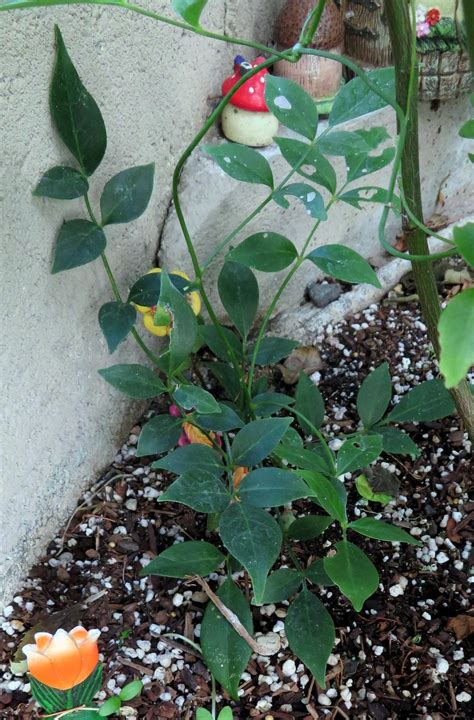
[221,55,278,147]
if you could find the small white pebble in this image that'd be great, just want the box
[455,692,471,703]
[282,659,296,677]
[172,593,184,608]
[436,657,449,674]
[318,693,332,706]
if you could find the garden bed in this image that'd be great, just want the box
[0,297,472,720]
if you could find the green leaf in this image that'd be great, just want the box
[349,518,422,546]
[265,74,318,141]
[307,245,381,288]
[160,471,231,513]
[196,403,244,432]
[340,186,396,211]
[51,26,106,176]
[29,677,67,713]
[98,364,165,399]
[98,302,136,353]
[324,540,379,611]
[453,222,474,267]
[30,665,103,712]
[295,372,325,433]
[273,182,327,220]
[439,289,474,388]
[247,336,299,365]
[231,417,292,466]
[318,131,372,156]
[98,697,121,717]
[274,136,337,194]
[273,443,333,476]
[305,558,335,586]
[172,0,208,27]
[371,426,420,458]
[174,384,220,414]
[100,164,154,225]
[346,147,396,182]
[159,271,198,374]
[300,472,347,523]
[196,711,213,720]
[459,119,474,138]
[153,444,224,476]
[251,391,294,417]
[219,503,282,604]
[217,708,233,720]
[201,578,253,700]
[52,219,106,273]
[208,362,242,401]
[140,540,225,578]
[261,568,303,603]
[33,166,89,199]
[228,232,298,272]
[329,67,395,127]
[136,415,182,456]
[238,468,309,507]
[287,515,333,541]
[218,261,259,339]
[285,588,335,687]
[198,325,243,362]
[387,379,455,423]
[355,473,393,505]
[128,271,190,307]
[356,362,392,428]
[203,143,273,188]
[336,435,383,475]
[119,680,143,702]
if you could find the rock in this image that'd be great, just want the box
[307,282,343,308]
[282,658,296,677]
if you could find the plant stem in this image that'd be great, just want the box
[300,0,328,47]
[385,0,474,440]
[462,0,474,68]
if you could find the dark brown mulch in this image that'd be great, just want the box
[0,298,472,720]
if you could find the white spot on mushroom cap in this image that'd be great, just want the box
[274,95,292,110]
[249,87,255,93]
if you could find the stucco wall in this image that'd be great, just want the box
[0,0,285,607]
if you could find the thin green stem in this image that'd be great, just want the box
[300,0,328,47]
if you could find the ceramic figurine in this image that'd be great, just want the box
[221,55,278,147]
[274,0,344,114]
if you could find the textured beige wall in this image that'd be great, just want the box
[0,0,285,607]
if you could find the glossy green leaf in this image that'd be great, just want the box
[439,289,474,388]
[349,518,422,546]
[231,417,292,466]
[283,426,304,448]
[305,558,335,586]
[160,471,231,513]
[387,379,455,423]
[152,444,224,476]
[329,67,395,127]
[174,383,220,414]
[459,119,474,138]
[196,402,244,432]
[295,372,325,434]
[340,186,396,211]
[98,363,165,399]
[172,0,208,26]
[355,473,393,505]
[51,26,106,175]
[273,443,333,476]
[371,426,420,458]
[251,391,294,417]
[218,261,259,339]
[119,680,143,702]
[273,182,327,220]
[201,578,253,700]
[453,222,474,267]
[98,696,121,717]
[307,245,381,287]
[33,165,89,199]
[274,136,337,194]
[196,711,213,720]
[217,709,233,720]
[198,325,243,362]
[265,74,318,140]
[219,503,282,604]
[159,271,198,374]
[324,540,379,611]
[203,143,273,187]
[100,164,154,225]
[318,131,372,157]
[300,471,347,523]
[346,146,396,182]
[136,415,182,456]
[140,540,225,578]
[128,271,190,307]
[356,362,392,428]
[261,568,303,603]
[248,336,299,365]
[238,468,309,507]
[229,232,298,272]
[52,219,106,273]
[336,435,383,475]
[285,588,335,687]
[98,302,136,353]
[287,515,333,541]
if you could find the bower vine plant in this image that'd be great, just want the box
[3,0,474,712]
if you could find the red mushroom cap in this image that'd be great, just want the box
[222,56,271,112]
